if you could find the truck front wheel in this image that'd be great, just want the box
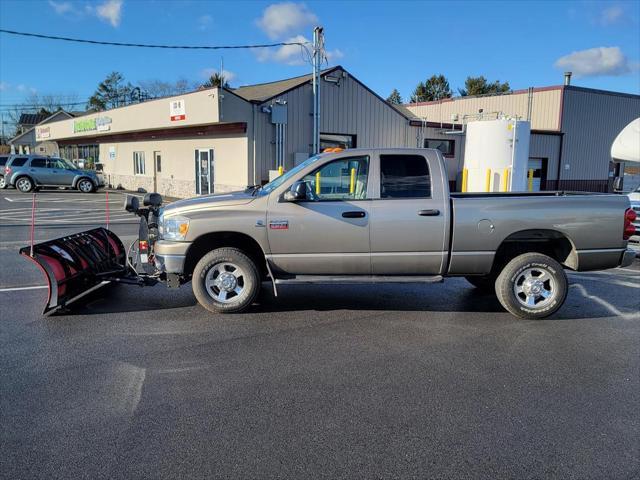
[495,252,568,319]
[192,247,261,314]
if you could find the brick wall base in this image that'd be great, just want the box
[105,174,244,198]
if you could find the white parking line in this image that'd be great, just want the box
[0,285,48,292]
[4,197,13,202]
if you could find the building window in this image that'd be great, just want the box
[133,151,146,175]
[320,133,356,151]
[380,154,431,198]
[424,138,455,157]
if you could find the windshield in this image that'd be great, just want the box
[258,154,323,195]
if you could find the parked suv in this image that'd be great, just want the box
[5,155,104,193]
[0,154,10,189]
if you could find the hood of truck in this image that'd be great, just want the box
[162,190,255,215]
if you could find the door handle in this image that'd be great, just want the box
[342,211,366,218]
[418,209,440,216]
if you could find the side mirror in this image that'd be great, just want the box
[143,192,163,207]
[124,195,140,213]
[283,181,307,202]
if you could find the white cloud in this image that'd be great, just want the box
[96,0,123,27]
[197,14,212,31]
[201,68,237,84]
[0,82,9,91]
[554,46,637,77]
[16,84,26,92]
[600,5,624,25]
[255,34,309,65]
[255,34,343,66]
[49,0,122,27]
[48,0,73,14]
[256,2,318,40]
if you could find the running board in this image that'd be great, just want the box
[274,275,443,285]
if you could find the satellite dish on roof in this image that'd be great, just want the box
[611,118,640,163]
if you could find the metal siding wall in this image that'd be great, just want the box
[529,133,561,181]
[406,89,562,130]
[561,88,640,182]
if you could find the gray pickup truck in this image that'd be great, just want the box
[148,148,635,319]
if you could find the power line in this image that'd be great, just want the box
[0,29,310,50]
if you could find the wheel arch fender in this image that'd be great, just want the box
[73,175,95,188]
[491,229,578,272]
[183,231,268,279]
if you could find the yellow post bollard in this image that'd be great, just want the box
[315,171,321,195]
[528,169,534,191]
[501,168,508,192]
[461,168,468,193]
[349,167,356,195]
[278,165,283,176]
[485,169,491,192]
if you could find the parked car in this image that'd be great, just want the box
[0,154,11,189]
[4,155,104,193]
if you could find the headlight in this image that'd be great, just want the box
[159,214,190,241]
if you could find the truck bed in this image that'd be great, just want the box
[447,192,630,274]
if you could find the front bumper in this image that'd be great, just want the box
[154,240,191,274]
[620,248,636,267]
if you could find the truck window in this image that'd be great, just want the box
[380,154,431,198]
[301,156,369,201]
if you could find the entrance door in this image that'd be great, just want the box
[195,149,214,195]
[153,151,161,193]
[527,157,547,191]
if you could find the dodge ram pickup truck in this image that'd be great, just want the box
[21,148,636,319]
[147,148,636,319]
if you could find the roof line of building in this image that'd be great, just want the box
[9,110,74,143]
[404,83,639,108]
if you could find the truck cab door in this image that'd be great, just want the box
[266,155,372,275]
[369,150,450,274]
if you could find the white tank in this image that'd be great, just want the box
[463,118,531,192]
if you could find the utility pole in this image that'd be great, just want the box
[312,26,324,154]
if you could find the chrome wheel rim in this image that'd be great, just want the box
[204,262,246,303]
[513,267,556,309]
[0,176,5,188]
[17,178,31,191]
[79,180,92,192]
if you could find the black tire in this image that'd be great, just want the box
[77,178,95,193]
[192,247,261,314]
[15,176,34,193]
[495,252,568,319]
[465,274,497,292]
[0,175,6,189]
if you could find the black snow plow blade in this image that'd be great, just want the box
[20,228,129,315]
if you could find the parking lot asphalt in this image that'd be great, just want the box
[1,190,639,479]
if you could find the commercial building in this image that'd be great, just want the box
[40,66,458,197]
[405,81,640,192]
[38,67,639,197]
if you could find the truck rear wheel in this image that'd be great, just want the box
[495,252,567,319]
[192,247,261,314]
[465,275,496,292]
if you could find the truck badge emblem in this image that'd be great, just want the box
[269,220,289,230]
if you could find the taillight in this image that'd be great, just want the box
[623,208,637,240]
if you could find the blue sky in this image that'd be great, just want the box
[0,0,639,109]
